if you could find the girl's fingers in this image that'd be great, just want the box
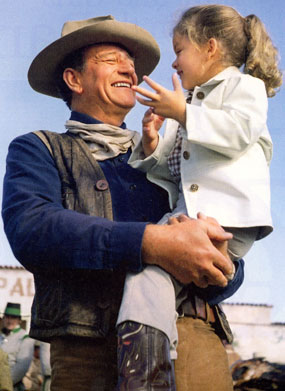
[143,75,163,91]
[132,85,156,99]
[136,96,155,107]
[172,73,183,92]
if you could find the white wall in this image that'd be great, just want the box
[223,303,285,364]
[0,267,34,330]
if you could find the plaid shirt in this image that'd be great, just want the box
[167,90,193,180]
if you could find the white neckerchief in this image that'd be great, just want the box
[65,120,140,161]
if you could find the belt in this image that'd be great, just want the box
[179,295,216,323]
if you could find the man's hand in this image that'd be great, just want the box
[132,74,186,127]
[141,214,233,288]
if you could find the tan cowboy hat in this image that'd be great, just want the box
[28,15,160,98]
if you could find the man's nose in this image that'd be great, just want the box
[119,59,135,73]
[118,59,138,82]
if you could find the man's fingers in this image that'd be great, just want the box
[175,214,192,223]
[167,217,180,225]
[194,276,209,289]
[205,261,229,287]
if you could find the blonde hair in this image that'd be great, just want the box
[174,4,282,97]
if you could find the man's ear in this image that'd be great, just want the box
[63,68,83,94]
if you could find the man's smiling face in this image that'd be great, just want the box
[76,44,138,122]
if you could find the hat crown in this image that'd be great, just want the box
[61,15,114,37]
[4,302,21,317]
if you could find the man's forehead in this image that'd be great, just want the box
[86,43,134,59]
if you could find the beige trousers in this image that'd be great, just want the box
[175,317,233,391]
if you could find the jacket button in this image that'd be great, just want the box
[196,91,205,100]
[95,179,109,191]
[183,151,190,160]
[190,184,199,192]
[129,184,137,191]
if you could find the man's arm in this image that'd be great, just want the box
[2,133,146,273]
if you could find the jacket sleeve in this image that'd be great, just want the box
[2,133,146,273]
[129,133,166,172]
[10,336,34,384]
[184,75,272,161]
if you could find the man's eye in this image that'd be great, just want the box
[103,56,117,63]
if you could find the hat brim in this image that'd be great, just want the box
[28,19,160,98]
[4,308,21,317]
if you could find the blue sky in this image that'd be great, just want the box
[0,0,284,321]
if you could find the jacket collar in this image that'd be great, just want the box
[200,66,241,87]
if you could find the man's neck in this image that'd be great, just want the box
[70,111,127,129]
[71,103,128,127]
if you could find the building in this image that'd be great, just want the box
[0,265,34,330]
[223,302,285,364]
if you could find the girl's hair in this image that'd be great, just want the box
[173,4,282,97]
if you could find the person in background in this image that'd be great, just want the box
[2,15,235,390]
[0,303,34,391]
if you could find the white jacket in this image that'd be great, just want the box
[129,67,273,240]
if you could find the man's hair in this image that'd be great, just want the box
[54,46,88,109]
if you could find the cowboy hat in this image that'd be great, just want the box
[28,15,160,98]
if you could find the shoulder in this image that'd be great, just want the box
[224,69,266,96]
[7,131,67,164]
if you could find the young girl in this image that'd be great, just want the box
[116,5,282,390]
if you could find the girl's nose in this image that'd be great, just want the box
[172,58,177,69]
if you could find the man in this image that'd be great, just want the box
[0,303,34,391]
[2,16,241,390]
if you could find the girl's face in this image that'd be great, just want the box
[172,33,210,90]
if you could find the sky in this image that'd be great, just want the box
[0,0,284,321]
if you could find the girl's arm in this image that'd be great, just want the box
[141,108,164,157]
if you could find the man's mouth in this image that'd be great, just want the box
[112,82,132,88]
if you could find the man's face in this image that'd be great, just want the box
[76,44,138,121]
[3,315,20,331]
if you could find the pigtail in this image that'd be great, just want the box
[244,14,282,97]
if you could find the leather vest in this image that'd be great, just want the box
[29,131,126,341]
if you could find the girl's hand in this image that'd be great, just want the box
[132,73,186,127]
[142,108,164,157]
